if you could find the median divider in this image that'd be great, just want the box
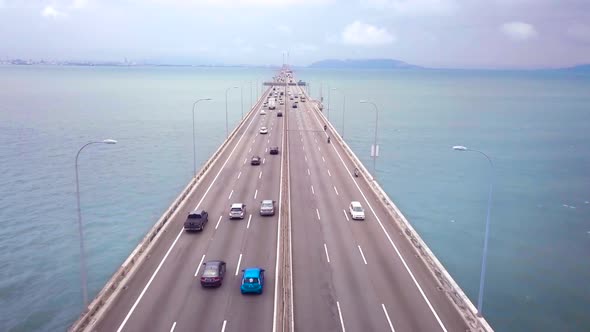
[307,93,493,332]
[69,88,272,332]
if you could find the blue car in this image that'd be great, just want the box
[240,267,265,294]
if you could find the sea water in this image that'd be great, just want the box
[0,65,588,331]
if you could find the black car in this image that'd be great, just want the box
[292,104,297,109]
[251,155,261,165]
[269,146,279,155]
[200,260,226,287]
[184,209,208,231]
[277,111,283,117]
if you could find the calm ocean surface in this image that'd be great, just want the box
[0,65,588,331]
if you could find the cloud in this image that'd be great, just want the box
[500,21,537,40]
[341,21,395,46]
[71,0,89,9]
[146,0,333,8]
[41,6,67,19]
[277,25,292,34]
[364,0,457,15]
[292,43,317,52]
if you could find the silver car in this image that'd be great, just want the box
[259,200,275,216]
[229,203,246,219]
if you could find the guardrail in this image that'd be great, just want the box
[69,88,272,332]
[305,91,493,332]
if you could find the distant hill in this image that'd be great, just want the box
[308,58,421,69]
[562,64,590,72]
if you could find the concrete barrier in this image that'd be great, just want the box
[69,88,272,332]
[306,91,493,332]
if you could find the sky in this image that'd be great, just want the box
[1,0,589,68]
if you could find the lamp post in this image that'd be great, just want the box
[331,88,346,138]
[327,84,331,121]
[249,81,253,111]
[360,100,379,174]
[75,139,117,307]
[192,98,212,177]
[452,145,494,316]
[240,82,253,120]
[225,86,238,137]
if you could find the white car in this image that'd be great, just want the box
[349,201,365,220]
[229,203,246,219]
[260,110,267,115]
[259,126,268,134]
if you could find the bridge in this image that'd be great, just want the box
[70,71,492,332]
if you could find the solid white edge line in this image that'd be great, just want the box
[309,105,448,332]
[323,243,330,263]
[194,254,206,277]
[272,94,286,332]
[221,320,227,332]
[287,122,295,332]
[215,215,222,230]
[247,214,252,229]
[170,321,177,332]
[336,301,345,332]
[382,304,396,332]
[343,209,349,221]
[117,228,184,332]
[118,89,263,332]
[235,253,243,276]
[316,208,321,220]
[358,245,368,265]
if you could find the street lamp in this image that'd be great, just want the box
[75,139,117,308]
[241,82,253,120]
[452,145,494,317]
[327,84,331,121]
[249,81,253,111]
[331,88,346,138]
[192,98,212,178]
[225,86,238,137]
[360,100,379,174]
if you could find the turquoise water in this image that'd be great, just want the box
[1,66,589,331]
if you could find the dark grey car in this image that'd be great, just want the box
[200,260,226,287]
[184,209,208,231]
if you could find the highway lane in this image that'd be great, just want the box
[94,86,284,332]
[89,77,471,332]
[289,88,388,332]
[290,85,469,331]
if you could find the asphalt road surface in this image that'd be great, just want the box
[287,85,468,332]
[92,79,469,332]
[95,87,282,332]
